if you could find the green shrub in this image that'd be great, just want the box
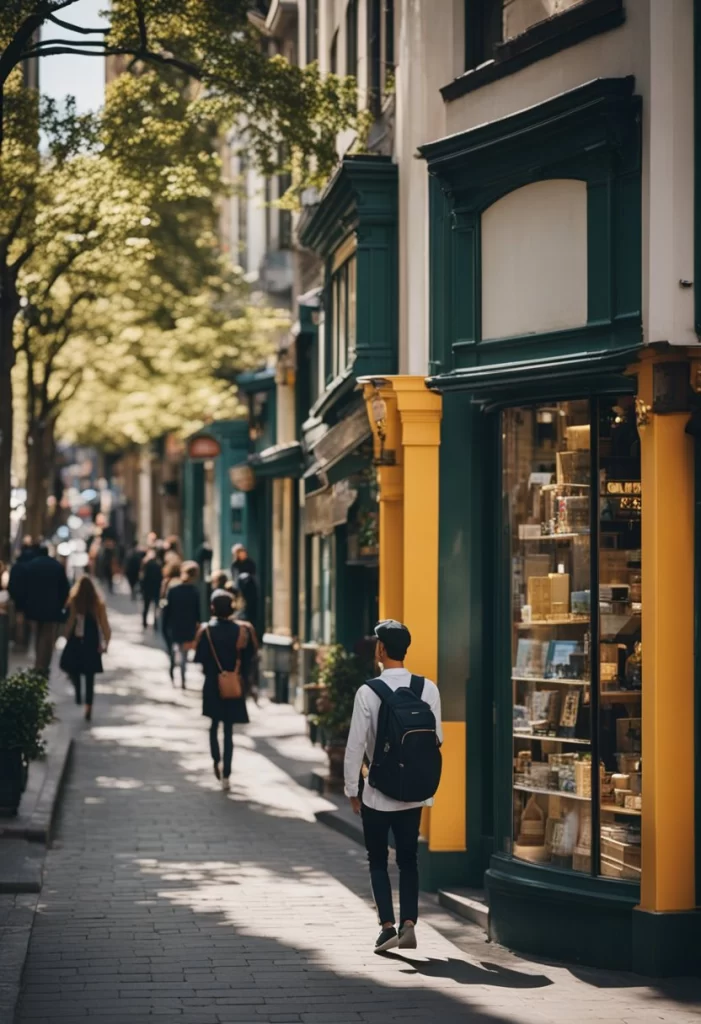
[315,644,368,742]
[0,670,54,761]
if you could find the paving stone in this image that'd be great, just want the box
[10,592,701,1023]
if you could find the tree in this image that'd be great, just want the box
[0,0,362,554]
[13,70,287,536]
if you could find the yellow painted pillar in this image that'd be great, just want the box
[638,351,696,912]
[360,381,404,622]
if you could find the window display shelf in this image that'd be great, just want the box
[520,533,590,541]
[513,732,591,746]
[512,675,589,686]
[600,804,641,817]
[599,690,641,701]
[518,618,589,629]
[514,783,590,801]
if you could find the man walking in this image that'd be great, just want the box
[20,545,70,675]
[344,620,443,953]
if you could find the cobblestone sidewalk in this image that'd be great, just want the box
[13,594,701,1023]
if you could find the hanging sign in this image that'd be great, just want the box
[229,463,256,492]
[188,435,221,459]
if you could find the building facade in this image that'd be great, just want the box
[239,0,701,976]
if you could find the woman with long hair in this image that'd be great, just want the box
[60,575,111,721]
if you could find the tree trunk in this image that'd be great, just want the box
[0,263,19,562]
[25,417,55,543]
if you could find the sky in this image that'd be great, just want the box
[39,0,107,114]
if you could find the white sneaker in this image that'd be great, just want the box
[221,777,231,791]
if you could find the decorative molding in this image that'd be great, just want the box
[442,0,626,103]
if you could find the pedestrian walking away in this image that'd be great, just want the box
[14,544,70,675]
[8,536,36,650]
[344,619,443,954]
[194,588,254,790]
[60,576,111,722]
[124,543,145,600]
[140,548,163,629]
[231,543,256,583]
[161,560,201,688]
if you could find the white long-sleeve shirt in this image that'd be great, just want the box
[343,668,443,812]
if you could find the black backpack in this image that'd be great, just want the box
[366,675,442,803]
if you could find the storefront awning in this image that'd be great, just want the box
[426,345,641,406]
[311,404,371,473]
[304,481,358,535]
[249,441,304,479]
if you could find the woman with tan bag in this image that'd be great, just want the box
[194,589,253,790]
[60,576,111,722]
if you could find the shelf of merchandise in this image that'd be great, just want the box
[599,690,641,701]
[514,783,590,801]
[518,618,589,629]
[513,732,591,746]
[519,533,590,541]
[600,803,641,817]
[512,675,589,686]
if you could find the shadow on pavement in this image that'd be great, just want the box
[380,951,553,989]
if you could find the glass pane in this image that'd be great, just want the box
[321,535,336,643]
[503,401,593,873]
[598,397,641,880]
[347,257,357,361]
[338,266,347,374]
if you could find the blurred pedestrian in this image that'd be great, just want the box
[210,570,229,592]
[125,544,145,600]
[18,544,70,675]
[140,549,163,629]
[230,544,256,583]
[8,536,36,650]
[194,589,254,790]
[227,583,260,701]
[60,576,111,722]
[98,538,116,594]
[236,571,259,634]
[161,561,201,688]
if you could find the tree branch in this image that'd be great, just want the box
[135,0,148,50]
[23,38,110,54]
[46,14,108,35]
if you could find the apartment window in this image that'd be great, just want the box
[465,0,503,70]
[330,255,357,379]
[330,29,339,74]
[278,171,292,249]
[237,153,249,272]
[346,0,358,76]
[367,0,395,115]
[307,0,319,62]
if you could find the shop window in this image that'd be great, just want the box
[504,396,641,880]
[321,534,336,643]
[346,0,358,76]
[465,0,503,70]
[330,255,357,381]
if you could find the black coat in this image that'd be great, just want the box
[60,613,103,676]
[17,556,69,623]
[141,558,162,599]
[195,618,252,724]
[125,549,145,586]
[8,550,36,613]
[162,582,200,644]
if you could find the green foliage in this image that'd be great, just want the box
[0,669,54,760]
[315,644,368,742]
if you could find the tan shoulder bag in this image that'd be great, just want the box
[205,625,244,699]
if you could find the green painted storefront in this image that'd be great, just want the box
[421,77,654,970]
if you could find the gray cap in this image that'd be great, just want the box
[374,619,411,647]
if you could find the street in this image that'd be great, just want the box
[9,594,701,1024]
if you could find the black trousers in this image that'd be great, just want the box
[71,673,95,705]
[209,720,233,778]
[142,596,157,626]
[361,803,422,926]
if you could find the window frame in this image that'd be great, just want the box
[306,0,319,63]
[346,0,358,77]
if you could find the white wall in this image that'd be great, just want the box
[481,180,588,339]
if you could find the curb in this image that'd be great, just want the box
[314,807,365,846]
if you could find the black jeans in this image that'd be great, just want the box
[361,803,422,926]
[209,720,233,778]
[71,673,95,706]
[142,596,156,627]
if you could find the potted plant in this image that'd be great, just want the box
[0,670,54,817]
[315,644,367,784]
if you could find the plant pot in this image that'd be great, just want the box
[0,748,26,817]
[325,741,347,782]
[302,683,325,716]
[307,717,319,745]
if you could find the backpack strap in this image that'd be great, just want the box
[409,675,425,698]
[365,678,397,704]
